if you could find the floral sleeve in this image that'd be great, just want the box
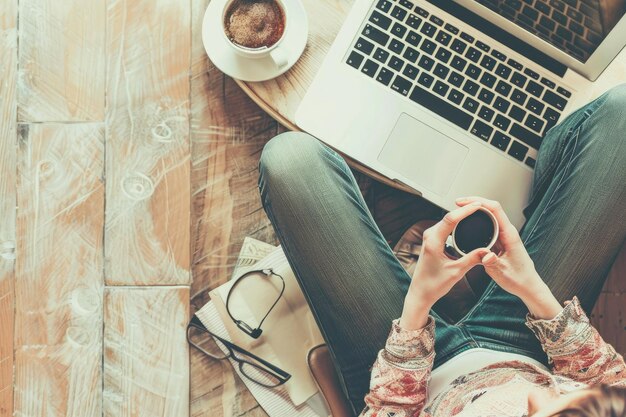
[525,296,626,387]
[360,317,436,417]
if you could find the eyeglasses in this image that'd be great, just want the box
[187,315,291,387]
[225,268,285,339]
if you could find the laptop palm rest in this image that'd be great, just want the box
[377,113,469,197]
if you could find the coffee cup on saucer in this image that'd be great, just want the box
[221,0,289,69]
[202,0,308,82]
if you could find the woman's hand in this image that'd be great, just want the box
[455,196,562,320]
[400,202,489,330]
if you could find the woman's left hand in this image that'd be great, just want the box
[400,202,489,329]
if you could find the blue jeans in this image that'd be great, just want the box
[258,85,626,415]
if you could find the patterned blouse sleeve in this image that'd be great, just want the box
[360,317,436,417]
[525,296,626,387]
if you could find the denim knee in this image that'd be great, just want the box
[598,84,626,126]
[258,131,326,189]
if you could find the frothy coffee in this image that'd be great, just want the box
[224,0,285,49]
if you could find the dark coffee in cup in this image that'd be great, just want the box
[453,209,497,254]
[224,0,285,50]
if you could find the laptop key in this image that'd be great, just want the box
[465,46,482,63]
[540,77,556,89]
[491,131,511,150]
[543,90,567,111]
[399,0,414,9]
[557,86,571,98]
[460,32,475,43]
[376,67,394,85]
[418,55,434,71]
[525,156,536,168]
[463,96,480,113]
[543,107,560,130]
[420,22,437,37]
[509,105,526,122]
[402,63,419,80]
[510,72,527,87]
[495,63,512,80]
[478,106,495,122]
[370,10,392,29]
[391,75,412,95]
[463,79,480,96]
[346,51,365,69]
[355,37,375,55]
[507,58,523,70]
[389,38,405,54]
[417,72,434,88]
[493,114,511,130]
[373,48,390,64]
[429,14,444,26]
[496,80,512,97]
[494,96,510,113]
[511,88,527,105]
[409,85,473,130]
[434,63,449,79]
[479,72,497,88]
[448,71,464,87]
[361,59,379,77]
[420,39,437,55]
[435,48,452,63]
[391,6,408,21]
[465,63,482,80]
[403,46,420,63]
[407,14,422,29]
[406,30,421,47]
[414,5,429,17]
[375,0,392,13]
[451,39,467,54]
[435,30,452,46]
[526,80,544,97]
[444,23,459,34]
[478,88,495,105]
[389,55,404,71]
[480,55,497,71]
[470,119,493,141]
[508,141,528,161]
[523,68,540,80]
[362,24,389,47]
[491,49,507,61]
[526,97,545,115]
[510,123,542,149]
[448,88,464,105]
[475,40,490,52]
[450,57,468,74]
[433,80,449,96]
[391,22,408,38]
[524,114,545,133]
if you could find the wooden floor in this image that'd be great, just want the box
[0,0,624,416]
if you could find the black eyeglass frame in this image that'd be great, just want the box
[225,268,285,339]
[186,315,291,387]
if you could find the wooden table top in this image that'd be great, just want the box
[235,0,626,191]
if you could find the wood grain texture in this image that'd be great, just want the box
[103,287,189,417]
[14,123,104,417]
[189,1,279,415]
[17,0,105,122]
[105,0,191,285]
[591,293,626,356]
[0,1,17,415]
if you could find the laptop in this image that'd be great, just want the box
[296,0,626,228]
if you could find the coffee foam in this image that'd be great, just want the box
[225,0,285,49]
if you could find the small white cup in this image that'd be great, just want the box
[450,207,499,256]
[221,0,289,68]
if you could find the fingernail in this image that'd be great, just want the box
[456,197,467,203]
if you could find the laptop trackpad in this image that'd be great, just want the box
[378,113,469,196]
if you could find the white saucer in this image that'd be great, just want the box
[202,0,309,82]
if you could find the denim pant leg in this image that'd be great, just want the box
[258,132,468,415]
[457,85,626,364]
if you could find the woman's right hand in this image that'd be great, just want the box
[455,196,563,319]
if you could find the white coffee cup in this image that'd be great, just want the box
[450,207,499,256]
[221,0,289,68]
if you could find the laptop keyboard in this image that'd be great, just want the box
[345,0,572,169]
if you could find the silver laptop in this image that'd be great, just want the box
[296,0,626,228]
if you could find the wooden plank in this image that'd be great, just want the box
[604,242,626,293]
[189,1,278,415]
[17,0,105,122]
[0,1,17,415]
[591,293,626,357]
[14,123,104,417]
[103,287,189,417]
[105,0,191,286]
